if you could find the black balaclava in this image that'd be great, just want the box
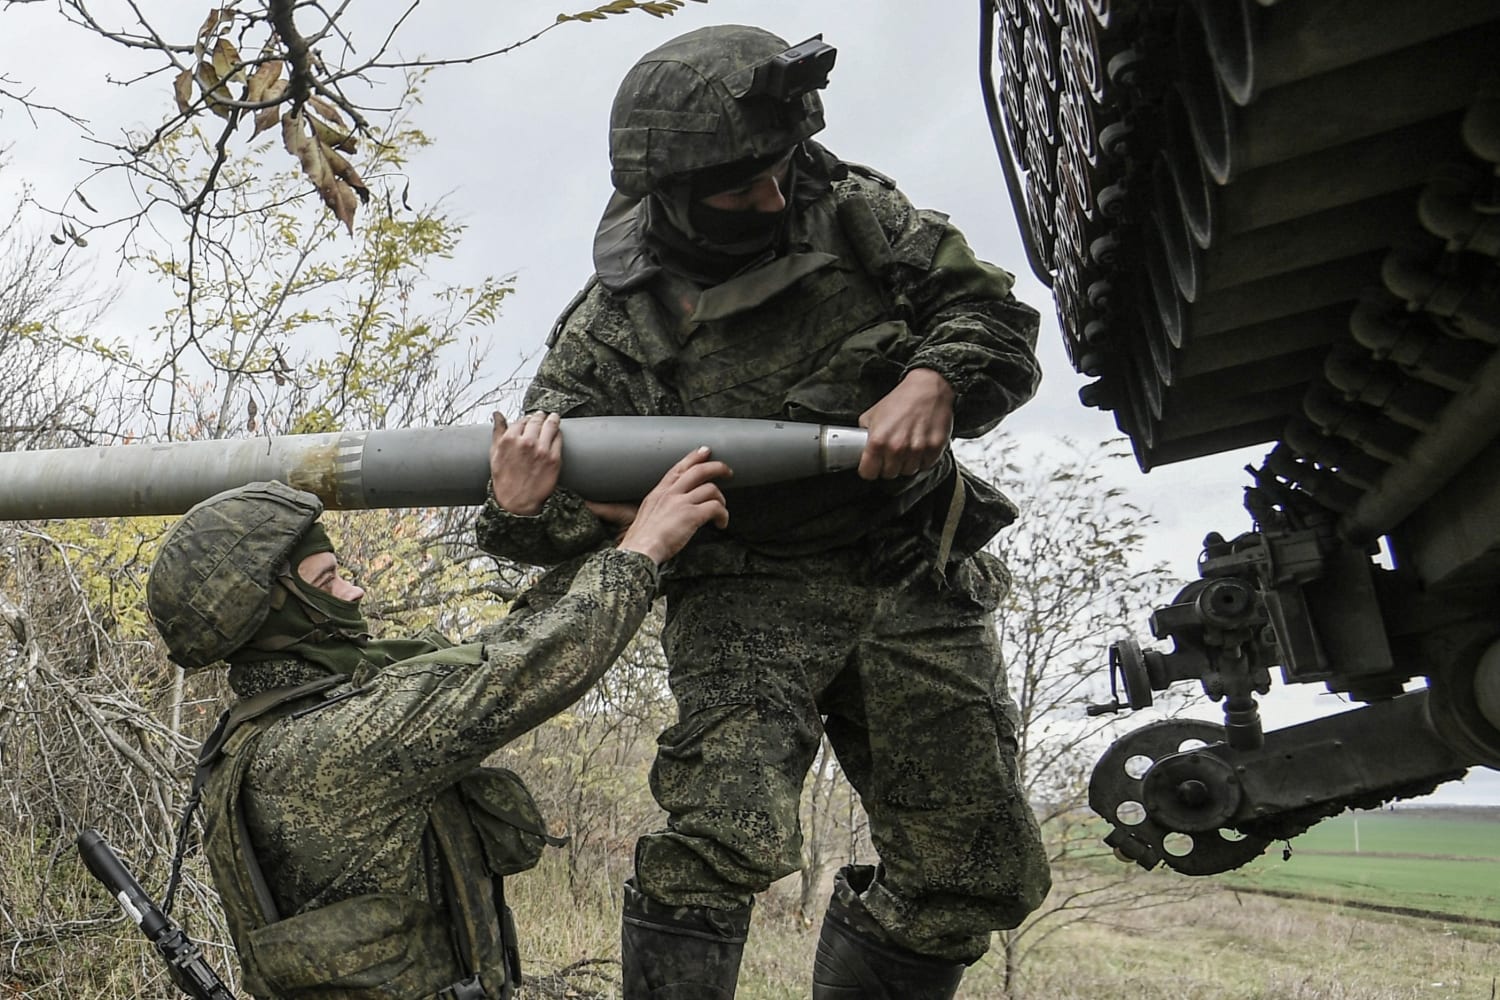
[644,145,800,284]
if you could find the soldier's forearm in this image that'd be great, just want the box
[476,490,609,567]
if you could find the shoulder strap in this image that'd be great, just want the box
[844,160,899,189]
[228,733,284,926]
[546,278,599,349]
[195,675,348,784]
[831,185,903,325]
[163,675,351,916]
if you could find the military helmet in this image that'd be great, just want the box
[608,25,831,199]
[147,481,324,672]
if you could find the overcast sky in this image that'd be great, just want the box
[3,0,1494,804]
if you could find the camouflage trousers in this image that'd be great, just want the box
[635,547,1051,964]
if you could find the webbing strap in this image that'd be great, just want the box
[430,796,512,1000]
[235,781,283,925]
[935,470,967,569]
[834,189,898,281]
[195,675,347,781]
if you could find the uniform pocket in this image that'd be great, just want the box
[246,893,458,999]
[459,766,564,876]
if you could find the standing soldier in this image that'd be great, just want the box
[480,25,1051,1000]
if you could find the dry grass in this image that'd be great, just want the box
[506,849,825,1000]
[1005,878,1500,1000]
[508,859,1500,1000]
[1,830,219,1000]
[10,840,1496,999]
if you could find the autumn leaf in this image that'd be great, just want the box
[252,78,288,137]
[282,111,360,234]
[282,111,334,188]
[246,59,284,104]
[326,147,370,205]
[307,112,358,154]
[196,60,235,120]
[211,38,246,84]
[333,182,360,235]
[193,7,226,62]
[307,95,346,127]
[197,8,234,41]
[173,68,195,116]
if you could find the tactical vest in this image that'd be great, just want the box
[190,677,553,1000]
[616,170,986,558]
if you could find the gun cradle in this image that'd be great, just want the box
[1086,520,1500,875]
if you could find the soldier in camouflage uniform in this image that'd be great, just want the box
[475,25,1051,1000]
[145,413,730,1000]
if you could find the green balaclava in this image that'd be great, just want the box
[225,522,439,685]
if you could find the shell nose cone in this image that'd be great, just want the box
[821,426,869,473]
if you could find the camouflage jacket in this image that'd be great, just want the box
[478,147,1041,575]
[199,547,657,998]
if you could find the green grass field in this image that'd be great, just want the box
[1282,808,1500,859]
[1217,807,1500,923]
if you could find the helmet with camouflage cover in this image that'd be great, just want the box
[147,481,323,672]
[609,25,830,199]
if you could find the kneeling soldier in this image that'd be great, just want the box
[146,413,729,1000]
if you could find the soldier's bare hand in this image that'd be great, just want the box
[617,448,731,566]
[856,368,955,480]
[489,411,562,515]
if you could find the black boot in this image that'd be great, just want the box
[620,878,751,999]
[812,865,966,1000]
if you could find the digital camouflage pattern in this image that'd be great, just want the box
[641,547,1048,964]
[193,547,658,998]
[147,481,322,672]
[211,546,655,907]
[608,25,826,199]
[476,128,1050,962]
[479,154,1043,573]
